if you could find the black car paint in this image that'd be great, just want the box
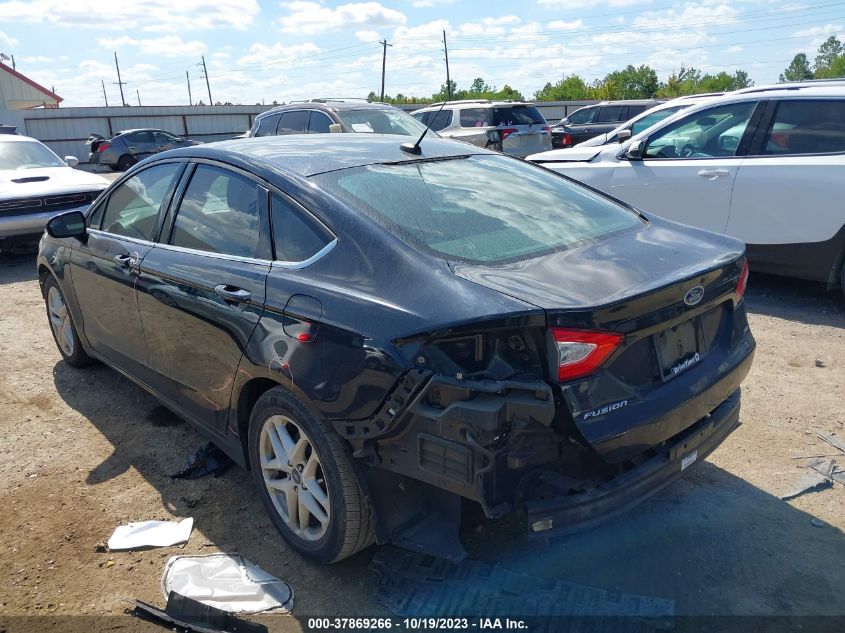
[38,135,755,558]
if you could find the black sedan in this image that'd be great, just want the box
[38,134,755,563]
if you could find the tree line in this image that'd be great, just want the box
[369,35,845,105]
[780,35,845,81]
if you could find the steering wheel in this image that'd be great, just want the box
[680,144,696,157]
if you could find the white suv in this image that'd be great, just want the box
[528,83,845,293]
[412,100,552,157]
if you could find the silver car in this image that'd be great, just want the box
[411,100,552,157]
[87,129,201,172]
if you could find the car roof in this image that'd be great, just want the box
[415,100,539,111]
[256,101,398,119]
[166,133,495,178]
[116,128,169,135]
[0,133,41,143]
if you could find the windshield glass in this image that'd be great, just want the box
[313,154,641,264]
[337,108,427,136]
[0,140,65,170]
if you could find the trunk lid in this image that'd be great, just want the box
[450,216,750,462]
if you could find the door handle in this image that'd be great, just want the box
[114,252,140,271]
[697,169,730,180]
[214,284,251,304]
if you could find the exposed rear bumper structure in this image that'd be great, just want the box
[524,389,741,537]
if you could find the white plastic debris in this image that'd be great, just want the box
[161,553,293,614]
[107,518,193,551]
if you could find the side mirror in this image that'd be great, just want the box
[624,140,644,160]
[328,123,343,133]
[559,117,570,125]
[617,129,632,143]
[64,156,79,167]
[46,210,87,240]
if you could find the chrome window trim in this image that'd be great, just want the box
[87,228,155,247]
[271,237,338,269]
[151,241,274,265]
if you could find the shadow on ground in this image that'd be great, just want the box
[0,250,39,285]
[744,272,843,327]
[53,356,845,621]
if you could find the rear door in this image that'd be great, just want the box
[71,161,184,374]
[566,106,598,144]
[277,110,310,135]
[728,97,845,281]
[125,131,157,161]
[610,99,764,233]
[587,105,625,141]
[135,162,272,432]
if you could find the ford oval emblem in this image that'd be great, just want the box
[683,285,705,306]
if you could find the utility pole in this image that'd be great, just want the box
[442,30,451,100]
[198,56,212,105]
[113,52,127,106]
[379,38,392,102]
[136,89,141,106]
[101,80,109,106]
[186,70,193,106]
[10,54,15,70]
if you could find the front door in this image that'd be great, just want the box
[136,162,271,432]
[70,161,184,374]
[610,100,763,234]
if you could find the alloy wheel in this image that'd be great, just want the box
[47,286,74,356]
[259,414,331,541]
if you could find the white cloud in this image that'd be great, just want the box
[236,41,322,67]
[537,0,651,6]
[724,45,744,54]
[0,29,17,48]
[99,35,208,58]
[0,0,259,31]
[19,55,55,64]
[547,19,584,31]
[355,30,381,42]
[278,1,406,35]
[793,24,843,38]
[411,0,453,8]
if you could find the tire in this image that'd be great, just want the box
[116,154,137,171]
[247,386,374,563]
[42,275,93,368]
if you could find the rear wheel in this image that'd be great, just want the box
[247,386,374,563]
[43,276,93,367]
[116,154,137,171]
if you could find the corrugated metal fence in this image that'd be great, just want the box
[1,101,597,163]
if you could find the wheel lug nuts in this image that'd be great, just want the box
[297,464,303,472]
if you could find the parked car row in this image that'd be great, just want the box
[529,82,845,291]
[87,129,202,171]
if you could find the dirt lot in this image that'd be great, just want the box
[0,248,843,631]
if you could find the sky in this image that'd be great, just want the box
[0,0,844,107]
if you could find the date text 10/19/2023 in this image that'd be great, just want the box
[307,618,529,630]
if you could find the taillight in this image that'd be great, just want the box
[542,126,551,133]
[550,328,624,381]
[736,259,749,300]
[97,142,111,153]
[563,132,572,146]
[500,128,518,140]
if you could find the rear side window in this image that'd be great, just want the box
[762,100,845,155]
[254,114,280,137]
[271,194,334,262]
[308,112,332,133]
[460,108,491,127]
[99,162,181,240]
[567,107,597,125]
[127,131,153,144]
[278,111,309,135]
[492,106,545,126]
[428,110,452,131]
[170,164,270,259]
[627,105,649,117]
[596,106,624,123]
[314,154,641,264]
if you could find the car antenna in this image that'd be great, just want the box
[400,99,447,155]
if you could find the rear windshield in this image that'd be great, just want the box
[493,106,546,126]
[337,109,427,136]
[313,154,641,264]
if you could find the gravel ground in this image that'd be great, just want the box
[0,249,843,632]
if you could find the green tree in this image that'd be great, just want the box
[600,64,659,99]
[468,77,493,95]
[814,35,844,77]
[432,79,458,102]
[779,53,814,82]
[493,84,524,100]
[533,74,591,101]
